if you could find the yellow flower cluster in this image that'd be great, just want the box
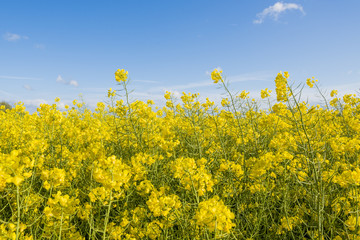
[211,69,223,83]
[0,223,30,240]
[93,155,132,191]
[275,71,289,102]
[1,68,360,239]
[146,187,181,217]
[44,191,80,219]
[171,157,216,197]
[41,167,67,190]
[260,88,272,99]
[194,196,235,233]
[108,88,116,97]
[275,216,303,235]
[306,76,318,88]
[238,90,250,99]
[1,150,33,189]
[330,89,338,97]
[115,69,128,82]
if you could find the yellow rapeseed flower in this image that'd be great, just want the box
[306,77,317,88]
[211,69,223,83]
[221,98,230,107]
[275,71,289,102]
[306,78,314,88]
[330,89,338,97]
[164,91,171,100]
[194,196,235,233]
[11,175,24,186]
[261,88,272,99]
[238,90,250,99]
[115,69,128,82]
[107,88,116,97]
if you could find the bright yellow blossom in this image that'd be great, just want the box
[194,196,235,233]
[260,88,272,99]
[115,68,128,82]
[108,88,116,97]
[330,89,338,97]
[0,68,359,239]
[211,69,223,83]
[275,71,289,102]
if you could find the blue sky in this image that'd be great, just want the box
[1,0,360,111]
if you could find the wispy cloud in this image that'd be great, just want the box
[0,89,17,97]
[69,80,79,87]
[23,85,33,91]
[0,75,41,80]
[132,91,170,101]
[133,79,160,84]
[3,32,29,42]
[23,99,48,107]
[79,87,109,93]
[227,72,272,83]
[56,75,79,87]
[148,71,272,93]
[205,67,271,83]
[34,44,45,49]
[56,75,66,84]
[254,2,305,24]
[159,81,213,91]
[329,82,360,94]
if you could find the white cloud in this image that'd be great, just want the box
[133,79,160,84]
[160,90,181,98]
[131,91,168,101]
[160,81,212,91]
[69,80,79,87]
[56,75,66,83]
[328,82,360,94]
[23,85,33,90]
[80,87,109,93]
[0,90,16,97]
[0,75,41,80]
[23,99,48,107]
[56,75,78,87]
[34,44,45,49]
[3,32,20,41]
[56,102,67,111]
[254,2,305,24]
[3,32,29,42]
[227,72,272,83]
[161,72,271,92]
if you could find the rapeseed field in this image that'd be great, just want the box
[0,69,359,239]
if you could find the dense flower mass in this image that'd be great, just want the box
[274,71,289,102]
[194,196,235,233]
[211,68,223,83]
[261,88,272,99]
[115,69,128,82]
[0,68,359,239]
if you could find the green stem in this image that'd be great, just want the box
[58,208,64,240]
[103,190,113,240]
[16,185,20,240]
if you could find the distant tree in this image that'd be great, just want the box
[0,101,12,111]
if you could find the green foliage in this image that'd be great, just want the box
[0,101,12,111]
